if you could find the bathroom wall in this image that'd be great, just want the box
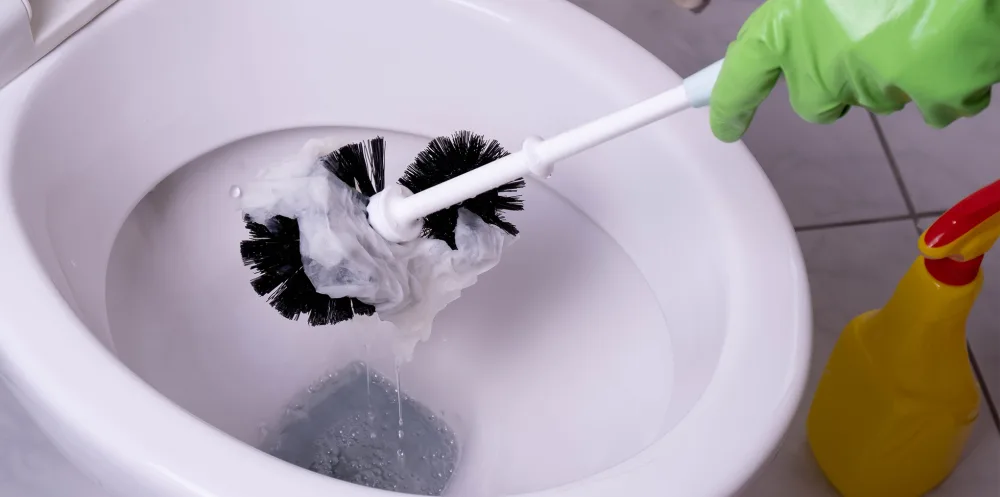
[568,0,1000,495]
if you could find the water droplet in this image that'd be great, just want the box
[397,449,405,459]
[398,429,404,439]
[229,185,242,198]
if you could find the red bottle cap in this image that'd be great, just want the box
[921,179,1000,286]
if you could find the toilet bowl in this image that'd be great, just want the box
[0,0,812,496]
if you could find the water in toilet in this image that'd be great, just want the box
[264,362,458,495]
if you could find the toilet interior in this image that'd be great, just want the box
[101,126,682,495]
[4,0,732,494]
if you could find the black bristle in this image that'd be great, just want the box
[240,214,362,326]
[240,137,387,326]
[399,130,525,249]
[320,136,386,197]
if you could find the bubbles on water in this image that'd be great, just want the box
[263,361,458,496]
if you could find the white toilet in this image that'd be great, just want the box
[0,0,812,496]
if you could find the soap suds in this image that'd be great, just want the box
[239,137,510,360]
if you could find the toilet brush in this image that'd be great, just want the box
[239,133,525,326]
[239,58,723,327]
[364,59,723,243]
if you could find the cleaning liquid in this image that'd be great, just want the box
[395,361,405,459]
[806,178,1000,497]
[365,343,377,439]
[365,343,372,409]
[265,362,458,495]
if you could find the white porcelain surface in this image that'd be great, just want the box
[0,0,117,89]
[0,0,809,496]
[568,0,909,228]
[0,382,109,496]
[0,0,33,89]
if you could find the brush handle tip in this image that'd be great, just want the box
[683,58,724,108]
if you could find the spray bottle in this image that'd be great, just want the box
[806,178,1000,497]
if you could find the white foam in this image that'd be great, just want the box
[239,138,510,360]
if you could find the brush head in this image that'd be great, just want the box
[239,132,525,326]
[321,136,386,197]
[240,137,387,326]
[399,131,525,250]
[240,214,377,325]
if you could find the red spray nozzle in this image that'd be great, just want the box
[920,179,1000,286]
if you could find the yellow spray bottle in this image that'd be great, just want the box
[806,178,1000,497]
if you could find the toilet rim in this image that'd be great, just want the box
[0,0,813,495]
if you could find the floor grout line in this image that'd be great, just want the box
[795,214,915,232]
[968,344,1000,434]
[914,210,947,221]
[793,210,947,233]
[868,112,918,221]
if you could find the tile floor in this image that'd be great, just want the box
[566,0,1000,495]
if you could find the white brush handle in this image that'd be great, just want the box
[367,58,724,242]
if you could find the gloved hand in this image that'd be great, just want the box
[709,0,1000,143]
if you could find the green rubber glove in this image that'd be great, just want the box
[710,0,1000,143]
